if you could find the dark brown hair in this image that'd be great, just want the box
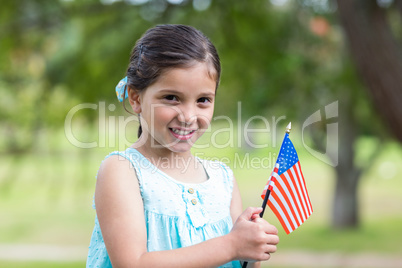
[125,24,221,137]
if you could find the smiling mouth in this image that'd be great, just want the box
[170,128,195,135]
[169,128,197,140]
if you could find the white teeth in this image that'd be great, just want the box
[171,128,192,135]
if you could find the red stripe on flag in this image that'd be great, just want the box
[268,198,291,234]
[296,162,313,215]
[278,173,305,221]
[270,190,296,231]
[261,170,278,199]
[261,189,268,199]
[290,164,312,221]
[290,165,311,218]
[273,178,302,226]
[286,168,308,220]
[274,173,303,225]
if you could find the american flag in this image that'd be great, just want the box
[261,133,313,234]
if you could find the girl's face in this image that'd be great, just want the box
[131,62,216,155]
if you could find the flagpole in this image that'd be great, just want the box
[242,123,291,268]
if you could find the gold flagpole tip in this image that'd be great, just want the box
[286,122,292,133]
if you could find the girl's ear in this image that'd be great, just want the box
[128,86,142,114]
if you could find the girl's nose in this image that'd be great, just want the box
[177,106,196,125]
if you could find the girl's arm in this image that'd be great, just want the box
[96,155,278,268]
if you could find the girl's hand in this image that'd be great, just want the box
[228,207,279,262]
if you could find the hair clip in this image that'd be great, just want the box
[115,76,128,102]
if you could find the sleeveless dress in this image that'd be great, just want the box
[87,148,242,268]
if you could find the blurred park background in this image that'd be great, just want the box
[1,0,402,267]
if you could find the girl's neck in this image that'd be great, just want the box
[132,139,208,184]
[132,136,194,167]
[133,138,193,161]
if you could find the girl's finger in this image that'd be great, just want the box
[251,213,260,221]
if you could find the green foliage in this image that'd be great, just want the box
[0,0,387,154]
[0,0,390,153]
[0,0,400,231]
[0,0,378,121]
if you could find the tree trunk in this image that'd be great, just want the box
[336,0,402,142]
[332,172,359,228]
[332,99,362,229]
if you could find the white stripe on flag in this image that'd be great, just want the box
[295,162,313,215]
[273,173,303,225]
[269,195,293,232]
[283,171,307,221]
[289,166,309,218]
[272,183,298,228]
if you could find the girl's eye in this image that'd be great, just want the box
[164,95,178,101]
[198,97,211,104]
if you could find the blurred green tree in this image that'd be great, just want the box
[1,0,401,230]
[337,0,402,143]
[330,0,402,228]
[332,0,402,229]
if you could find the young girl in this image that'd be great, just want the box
[87,24,279,268]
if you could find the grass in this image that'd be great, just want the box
[0,123,402,266]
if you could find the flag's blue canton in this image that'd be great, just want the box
[277,133,299,175]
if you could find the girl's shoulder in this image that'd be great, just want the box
[92,149,143,210]
[98,150,138,180]
[101,148,147,170]
[99,148,145,178]
[103,148,141,162]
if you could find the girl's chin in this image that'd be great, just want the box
[142,133,198,153]
[166,143,194,153]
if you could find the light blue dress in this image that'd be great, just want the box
[87,148,242,268]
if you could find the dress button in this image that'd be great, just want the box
[188,188,194,194]
[191,199,197,205]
